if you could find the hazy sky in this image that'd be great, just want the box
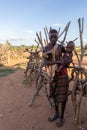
[0,0,87,46]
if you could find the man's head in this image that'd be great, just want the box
[49,29,58,45]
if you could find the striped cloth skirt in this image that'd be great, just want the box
[50,74,69,102]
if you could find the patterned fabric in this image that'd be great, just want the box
[55,75,69,102]
[49,73,69,102]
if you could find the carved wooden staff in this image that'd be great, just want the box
[42,44,58,80]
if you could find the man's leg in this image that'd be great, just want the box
[60,101,67,119]
[56,101,67,127]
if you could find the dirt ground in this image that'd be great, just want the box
[0,59,87,130]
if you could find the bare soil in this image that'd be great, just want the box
[0,59,87,130]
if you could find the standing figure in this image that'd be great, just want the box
[43,29,74,127]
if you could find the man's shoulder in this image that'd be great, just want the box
[44,43,52,49]
[58,44,65,52]
[58,44,64,49]
[43,43,51,52]
[58,44,63,47]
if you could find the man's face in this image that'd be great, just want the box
[49,34,58,45]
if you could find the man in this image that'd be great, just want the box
[43,29,73,127]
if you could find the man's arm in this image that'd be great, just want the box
[44,59,72,66]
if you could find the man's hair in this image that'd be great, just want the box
[49,29,58,34]
[49,29,58,38]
